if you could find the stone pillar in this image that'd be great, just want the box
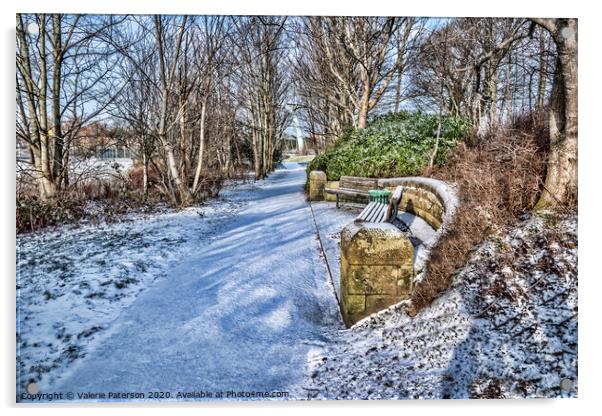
[340,222,414,327]
[308,170,327,201]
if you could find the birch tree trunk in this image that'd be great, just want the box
[192,98,207,194]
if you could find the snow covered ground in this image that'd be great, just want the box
[310,202,361,300]
[16,163,578,401]
[305,213,578,399]
[17,176,259,394]
[17,163,342,402]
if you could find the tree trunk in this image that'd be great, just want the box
[536,31,548,110]
[154,15,191,206]
[142,143,149,200]
[536,19,578,208]
[164,141,191,205]
[192,98,207,195]
[37,16,57,199]
[252,130,263,180]
[51,14,65,191]
[394,67,403,113]
[428,112,443,171]
[488,66,498,130]
[358,76,370,129]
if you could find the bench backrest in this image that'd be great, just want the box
[339,176,378,191]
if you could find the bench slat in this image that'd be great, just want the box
[374,204,388,222]
[357,201,379,222]
[325,188,370,197]
[350,185,404,224]
[339,176,378,191]
[377,204,388,222]
[366,205,380,222]
[390,186,403,204]
[342,184,373,190]
[367,203,383,222]
[357,201,391,223]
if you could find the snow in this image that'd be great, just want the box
[310,202,362,300]
[396,212,437,244]
[16,164,578,401]
[305,213,578,399]
[19,157,135,182]
[17,178,257,394]
[17,163,342,402]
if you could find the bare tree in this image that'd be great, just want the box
[232,16,290,179]
[291,16,420,142]
[152,15,194,205]
[16,14,577,212]
[191,16,228,194]
[16,13,128,199]
[531,18,578,207]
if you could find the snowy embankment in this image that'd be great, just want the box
[16,178,258,392]
[306,213,577,399]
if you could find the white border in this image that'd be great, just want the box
[2,1,599,415]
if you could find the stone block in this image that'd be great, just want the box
[407,205,441,230]
[343,293,365,314]
[341,294,366,326]
[341,222,413,266]
[396,266,414,296]
[308,170,327,201]
[340,222,414,326]
[430,202,444,221]
[366,295,400,313]
[347,265,399,295]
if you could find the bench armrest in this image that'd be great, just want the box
[390,185,404,205]
[386,186,404,222]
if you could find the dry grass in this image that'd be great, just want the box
[411,113,550,310]
[16,180,152,234]
[16,164,225,234]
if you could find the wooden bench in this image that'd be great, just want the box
[355,186,404,223]
[324,176,379,208]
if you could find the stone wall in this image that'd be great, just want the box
[378,178,452,230]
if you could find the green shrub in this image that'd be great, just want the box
[307,111,469,180]
[16,194,86,233]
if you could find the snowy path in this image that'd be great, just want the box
[44,163,342,400]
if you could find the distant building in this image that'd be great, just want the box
[281,135,310,154]
[16,121,135,180]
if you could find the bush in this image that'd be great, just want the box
[411,118,549,311]
[307,111,469,180]
[16,176,158,234]
[16,194,87,233]
[16,166,227,234]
